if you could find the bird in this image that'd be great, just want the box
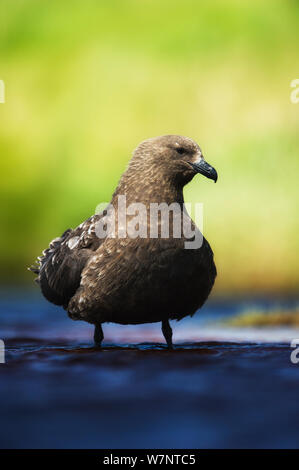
[30,135,217,349]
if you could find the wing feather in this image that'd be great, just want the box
[29,215,104,307]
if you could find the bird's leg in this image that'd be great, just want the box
[94,323,104,348]
[162,319,173,350]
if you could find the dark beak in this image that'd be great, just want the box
[188,159,218,183]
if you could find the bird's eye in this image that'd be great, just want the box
[176,147,185,155]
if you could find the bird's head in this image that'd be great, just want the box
[130,135,218,187]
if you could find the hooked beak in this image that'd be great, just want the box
[188,158,218,183]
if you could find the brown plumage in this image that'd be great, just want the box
[30,135,217,348]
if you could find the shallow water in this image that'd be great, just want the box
[1,290,299,448]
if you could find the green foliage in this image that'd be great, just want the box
[224,307,299,327]
[0,0,298,290]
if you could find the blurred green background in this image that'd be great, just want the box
[0,0,298,294]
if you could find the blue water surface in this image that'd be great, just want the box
[1,289,299,449]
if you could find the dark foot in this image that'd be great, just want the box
[162,319,173,349]
[94,323,104,348]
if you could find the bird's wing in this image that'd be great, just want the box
[29,214,104,307]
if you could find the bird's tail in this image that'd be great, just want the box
[29,229,72,279]
[28,229,73,305]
